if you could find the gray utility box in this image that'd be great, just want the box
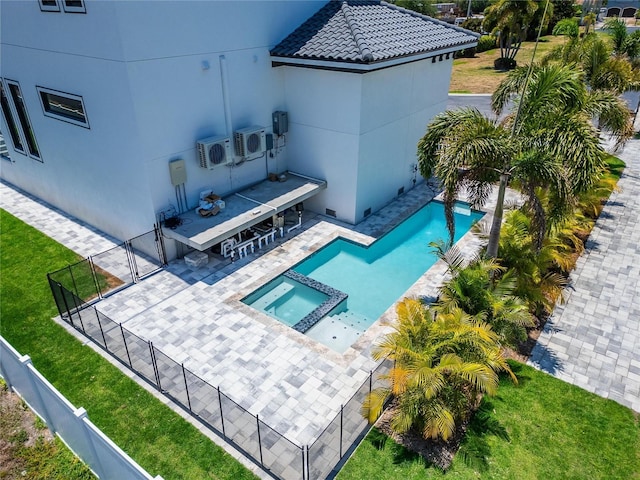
[272,111,288,136]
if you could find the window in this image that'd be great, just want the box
[0,81,25,155]
[62,0,85,13]
[0,131,11,160]
[39,0,60,12]
[37,87,89,128]
[6,80,41,161]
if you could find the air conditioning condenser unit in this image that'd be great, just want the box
[197,136,232,170]
[234,126,266,160]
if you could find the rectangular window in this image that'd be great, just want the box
[6,80,41,161]
[62,0,85,13]
[39,0,60,12]
[37,87,89,128]
[0,82,25,155]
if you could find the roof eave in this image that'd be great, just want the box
[271,41,478,73]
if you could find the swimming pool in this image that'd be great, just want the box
[243,200,483,352]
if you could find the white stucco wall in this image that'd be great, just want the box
[282,67,363,222]
[282,56,453,224]
[0,0,323,241]
[354,57,453,222]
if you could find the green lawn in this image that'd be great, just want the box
[0,209,256,480]
[449,35,566,94]
[337,361,640,480]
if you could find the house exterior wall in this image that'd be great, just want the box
[282,67,362,222]
[354,57,453,223]
[0,0,323,241]
[282,57,453,224]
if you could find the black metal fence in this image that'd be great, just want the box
[47,233,392,480]
[47,226,166,305]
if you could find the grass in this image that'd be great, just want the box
[337,361,640,480]
[0,378,94,479]
[0,209,257,480]
[449,35,566,94]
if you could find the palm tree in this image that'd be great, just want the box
[543,33,640,94]
[497,208,570,316]
[583,11,597,35]
[430,242,535,347]
[418,64,633,258]
[482,0,547,69]
[362,298,515,441]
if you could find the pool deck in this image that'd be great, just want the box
[2,95,639,476]
[83,178,499,446]
[1,175,511,448]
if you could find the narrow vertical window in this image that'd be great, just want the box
[39,0,60,12]
[0,131,11,160]
[0,82,25,154]
[6,81,41,161]
[62,0,85,13]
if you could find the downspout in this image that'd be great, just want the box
[219,55,233,137]
[219,55,234,187]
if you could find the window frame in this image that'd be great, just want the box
[4,79,42,162]
[37,86,90,128]
[38,0,61,13]
[0,80,26,156]
[62,0,86,14]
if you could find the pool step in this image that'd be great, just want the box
[250,282,295,311]
[327,311,369,332]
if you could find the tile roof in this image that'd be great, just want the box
[271,0,479,67]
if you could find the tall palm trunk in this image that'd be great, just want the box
[486,173,510,258]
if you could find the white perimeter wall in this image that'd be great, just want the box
[0,0,323,241]
[283,56,453,224]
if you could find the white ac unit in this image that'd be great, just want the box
[234,126,266,160]
[197,136,232,170]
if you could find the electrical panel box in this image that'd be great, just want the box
[169,158,187,186]
[265,133,274,150]
[272,111,288,136]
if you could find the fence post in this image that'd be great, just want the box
[339,404,344,458]
[181,363,192,412]
[256,414,264,466]
[217,387,226,438]
[95,308,109,350]
[125,240,141,282]
[301,446,306,480]
[149,342,162,391]
[305,445,310,480]
[123,241,137,283]
[118,323,133,368]
[22,357,55,433]
[87,255,103,300]
[0,343,11,390]
[74,408,107,479]
[155,223,168,266]
[369,370,373,394]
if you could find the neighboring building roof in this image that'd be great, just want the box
[271,0,479,72]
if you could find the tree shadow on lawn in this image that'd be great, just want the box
[369,393,515,472]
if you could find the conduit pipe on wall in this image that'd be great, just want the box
[219,55,233,138]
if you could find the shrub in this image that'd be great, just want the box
[454,47,477,58]
[461,17,483,33]
[494,57,517,70]
[477,35,497,52]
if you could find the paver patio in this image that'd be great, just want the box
[529,135,640,413]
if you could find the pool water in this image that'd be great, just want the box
[243,277,329,327]
[244,200,483,352]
